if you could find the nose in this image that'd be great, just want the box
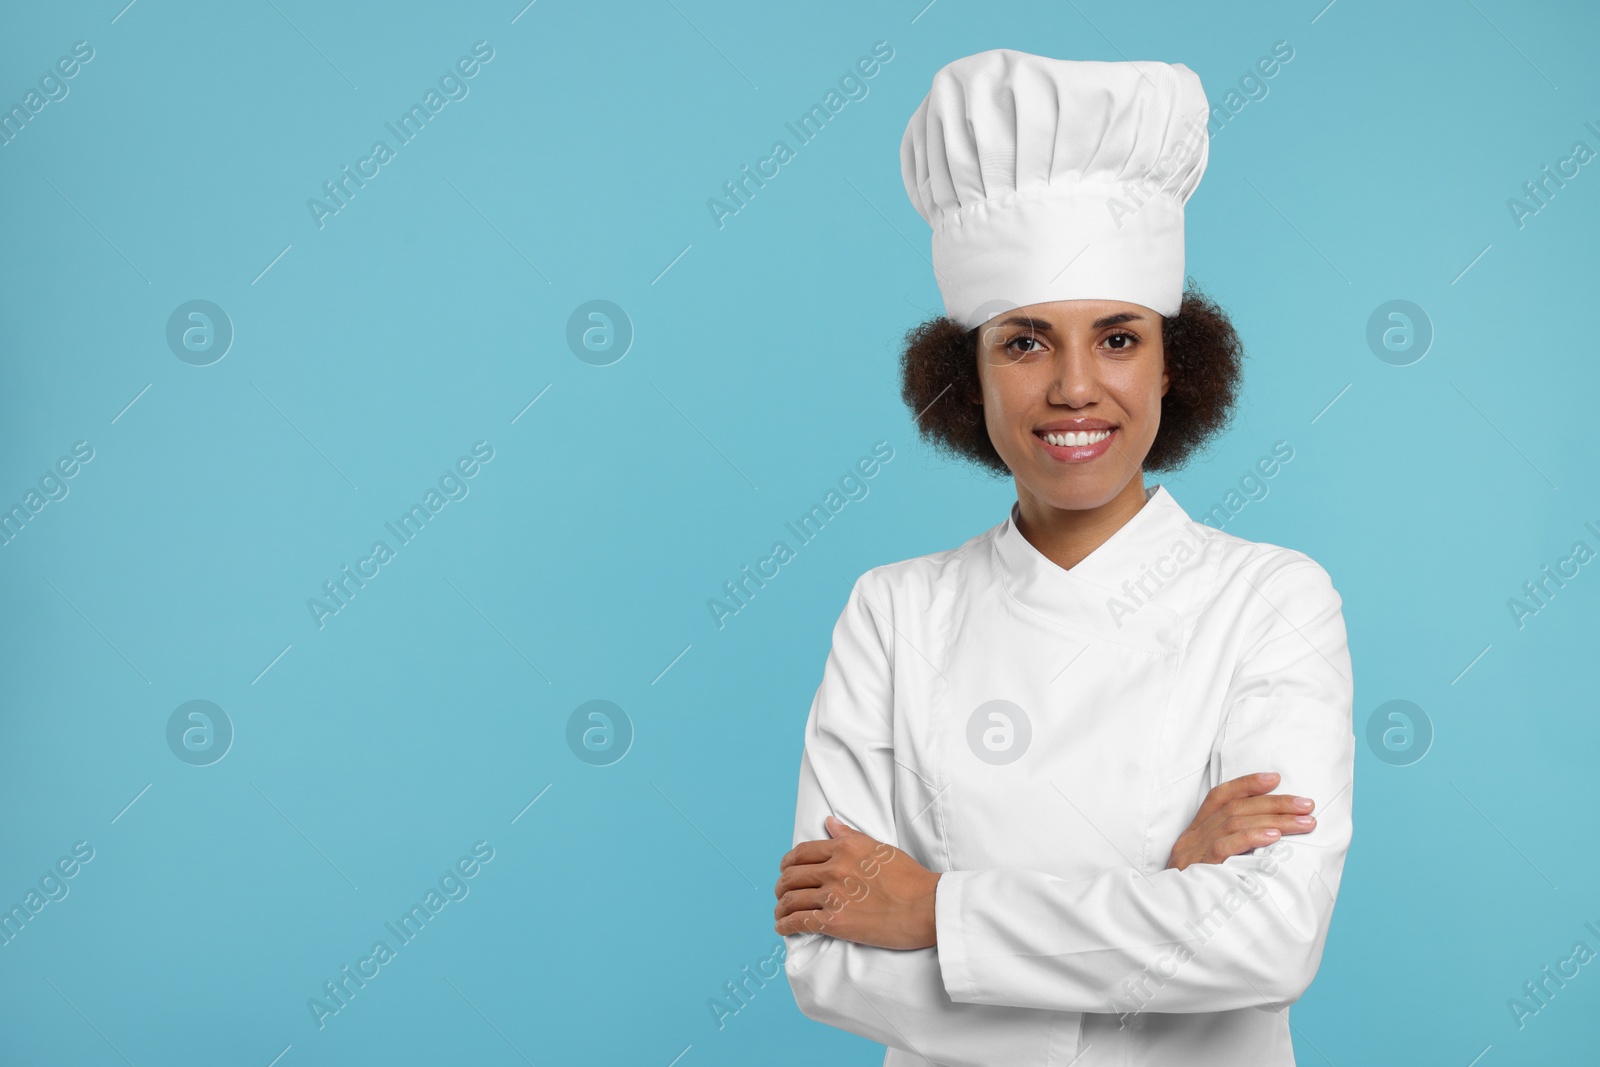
[1047,340,1101,406]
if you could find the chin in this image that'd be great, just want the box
[1045,487,1121,512]
[1024,470,1125,512]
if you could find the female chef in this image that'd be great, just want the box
[773,50,1355,1067]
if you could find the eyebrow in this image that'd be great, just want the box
[991,311,1146,332]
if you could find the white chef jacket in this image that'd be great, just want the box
[784,483,1355,1066]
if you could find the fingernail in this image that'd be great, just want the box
[1293,797,1313,809]
[1264,829,1281,837]
[1294,816,1315,826]
[1259,772,1279,781]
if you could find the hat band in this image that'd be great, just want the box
[931,183,1186,329]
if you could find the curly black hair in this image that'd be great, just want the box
[898,284,1244,475]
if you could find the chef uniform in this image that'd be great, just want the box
[783,50,1356,1067]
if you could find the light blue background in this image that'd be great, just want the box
[3,1,1597,1063]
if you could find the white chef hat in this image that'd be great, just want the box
[900,50,1210,329]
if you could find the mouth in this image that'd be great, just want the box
[1033,426,1117,462]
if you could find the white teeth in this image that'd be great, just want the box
[1042,429,1112,447]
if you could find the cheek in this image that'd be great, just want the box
[1115,360,1166,422]
[981,356,1028,401]
[979,370,1026,436]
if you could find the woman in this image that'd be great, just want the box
[773,50,1355,1066]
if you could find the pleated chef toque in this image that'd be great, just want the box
[900,50,1210,329]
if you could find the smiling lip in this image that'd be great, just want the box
[1033,425,1117,463]
[1035,418,1115,432]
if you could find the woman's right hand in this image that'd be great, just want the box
[1165,772,1316,872]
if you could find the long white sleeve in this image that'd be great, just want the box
[935,558,1356,1015]
[784,573,1076,1067]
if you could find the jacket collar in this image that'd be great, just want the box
[990,483,1208,654]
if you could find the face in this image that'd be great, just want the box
[971,299,1169,513]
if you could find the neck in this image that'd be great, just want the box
[1014,474,1150,572]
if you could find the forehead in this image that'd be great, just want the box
[978,298,1156,332]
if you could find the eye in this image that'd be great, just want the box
[1004,334,1044,355]
[1103,330,1139,351]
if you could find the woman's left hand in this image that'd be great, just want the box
[773,816,941,949]
[1166,771,1317,871]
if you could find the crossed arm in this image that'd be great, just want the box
[773,772,1320,947]
[776,564,1354,1063]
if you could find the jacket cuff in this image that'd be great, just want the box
[934,869,980,1002]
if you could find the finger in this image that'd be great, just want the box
[1218,793,1318,818]
[1216,813,1317,839]
[774,861,831,898]
[1193,772,1280,821]
[778,839,836,870]
[774,887,836,921]
[1204,827,1289,863]
[776,907,841,937]
[775,889,854,934]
